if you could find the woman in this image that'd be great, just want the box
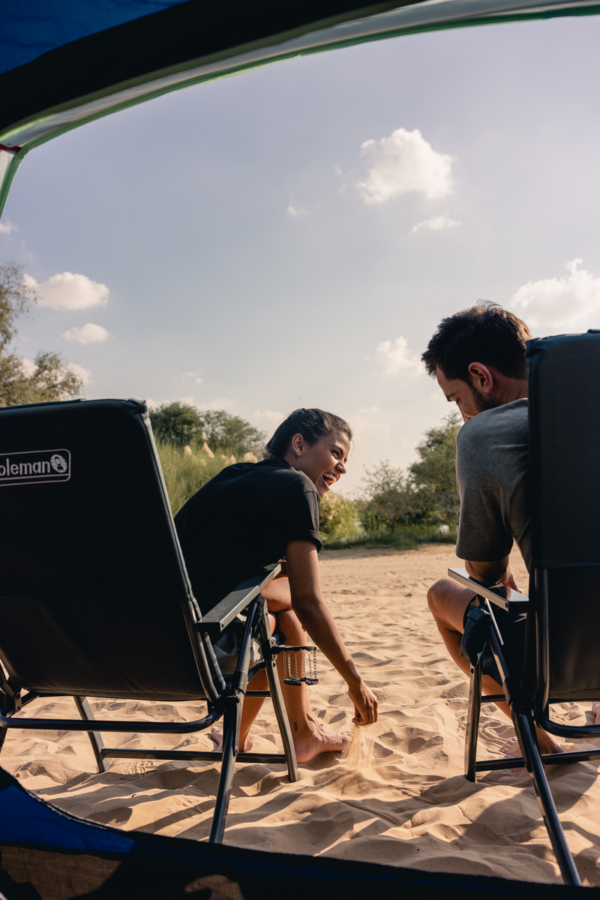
[175,408,378,763]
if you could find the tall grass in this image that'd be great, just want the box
[156,439,229,515]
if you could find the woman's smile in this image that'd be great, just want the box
[320,471,338,492]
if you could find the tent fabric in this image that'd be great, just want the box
[0,766,591,899]
[1,0,600,221]
[0,1,193,75]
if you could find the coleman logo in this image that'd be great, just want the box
[0,449,71,486]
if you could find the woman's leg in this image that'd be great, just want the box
[211,613,276,752]
[275,607,351,763]
[212,606,352,761]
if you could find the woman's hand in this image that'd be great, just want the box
[348,680,378,726]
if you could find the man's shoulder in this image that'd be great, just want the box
[457,399,528,456]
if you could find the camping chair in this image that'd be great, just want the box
[0,398,299,844]
[449,330,600,886]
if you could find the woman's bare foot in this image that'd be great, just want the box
[293,725,352,763]
[592,702,600,725]
[502,727,562,758]
[210,726,253,753]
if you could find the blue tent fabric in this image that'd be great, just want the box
[0,766,593,899]
[0,1,192,76]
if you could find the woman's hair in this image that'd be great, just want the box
[264,408,352,459]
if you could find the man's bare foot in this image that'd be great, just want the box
[592,702,600,725]
[293,726,351,763]
[501,728,562,758]
[210,726,253,753]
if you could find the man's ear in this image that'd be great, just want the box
[467,362,494,394]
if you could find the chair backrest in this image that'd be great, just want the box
[528,332,600,703]
[0,399,220,702]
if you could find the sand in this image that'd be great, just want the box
[3,544,600,885]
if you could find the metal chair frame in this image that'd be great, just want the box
[0,564,299,845]
[450,566,600,887]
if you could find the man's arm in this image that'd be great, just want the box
[285,539,378,725]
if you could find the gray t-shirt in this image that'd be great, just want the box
[455,398,530,571]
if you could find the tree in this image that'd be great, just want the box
[149,402,203,446]
[199,410,265,458]
[362,460,416,535]
[149,403,266,458]
[0,262,84,406]
[409,411,462,523]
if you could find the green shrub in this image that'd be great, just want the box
[324,522,457,551]
[319,492,365,546]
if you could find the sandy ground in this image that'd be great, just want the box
[3,544,600,885]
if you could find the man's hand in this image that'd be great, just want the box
[348,680,378,726]
[502,569,522,594]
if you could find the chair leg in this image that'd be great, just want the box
[209,695,241,844]
[259,601,299,784]
[514,710,581,887]
[464,659,482,781]
[74,697,110,774]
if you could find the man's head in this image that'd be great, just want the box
[422,302,531,421]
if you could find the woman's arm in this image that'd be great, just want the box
[285,539,378,725]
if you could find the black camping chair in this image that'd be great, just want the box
[0,398,299,844]
[449,331,600,886]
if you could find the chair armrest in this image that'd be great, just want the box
[197,563,281,639]
[448,567,531,612]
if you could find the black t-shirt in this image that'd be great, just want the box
[175,457,322,615]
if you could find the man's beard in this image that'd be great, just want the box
[469,384,502,414]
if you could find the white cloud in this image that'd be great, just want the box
[21,357,90,386]
[287,204,308,217]
[67,362,91,385]
[358,128,454,204]
[511,259,600,329]
[21,358,36,376]
[201,397,234,411]
[376,336,423,375]
[24,272,109,310]
[0,220,16,235]
[253,409,285,432]
[175,372,203,384]
[410,214,461,235]
[146,395,196,410]
[334,165,343,175]
[63,323,110,345]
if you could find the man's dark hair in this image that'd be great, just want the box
[422,302,531,381]
[264,408,352,459]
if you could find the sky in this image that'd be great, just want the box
[2,14,600,494]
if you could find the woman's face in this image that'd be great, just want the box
[286,430,351,498]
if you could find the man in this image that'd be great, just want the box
[422,302,563,756]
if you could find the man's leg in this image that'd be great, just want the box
[427,577,561,755]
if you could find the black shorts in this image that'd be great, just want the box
[463,595,527,685]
